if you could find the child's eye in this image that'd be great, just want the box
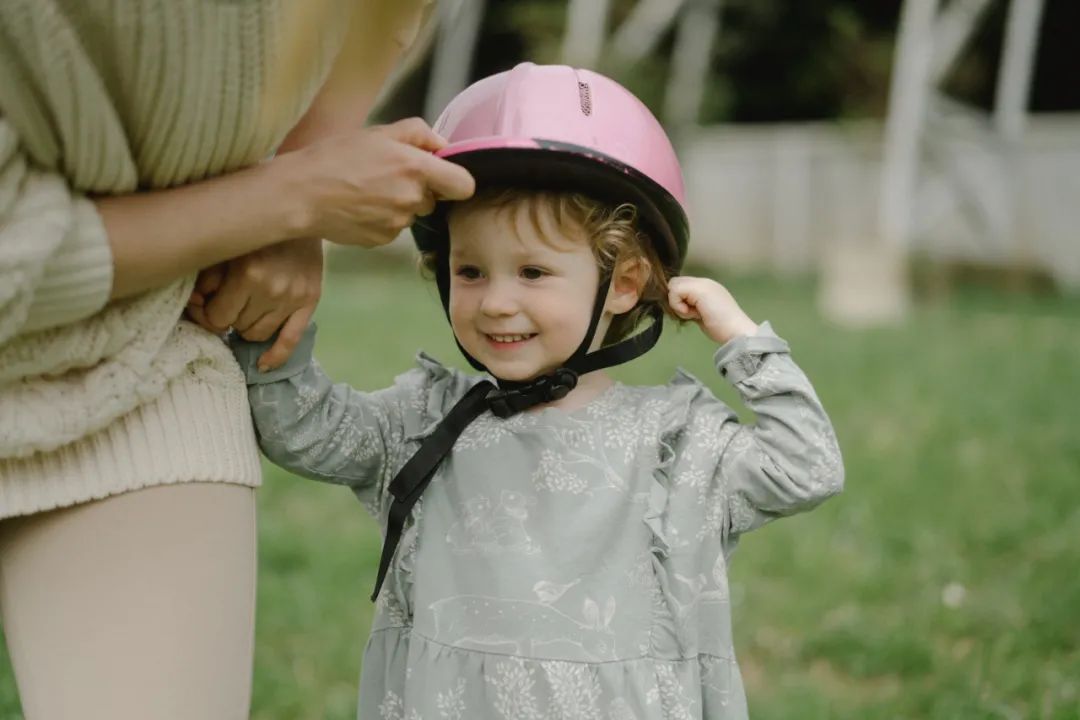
[455,266,482,280]
[520,266,548,281]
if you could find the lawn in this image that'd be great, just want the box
[1,252,1077,719]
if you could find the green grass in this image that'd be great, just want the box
[2,254,1079,719]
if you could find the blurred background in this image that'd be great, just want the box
[4,1,1077,718]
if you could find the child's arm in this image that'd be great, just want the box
[230,324,417,510]
[670,277,844,535]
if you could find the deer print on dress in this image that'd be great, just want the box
[428,593,618,661]
[446,491,539,555]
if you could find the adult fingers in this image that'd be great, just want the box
[185,303,219,333]
[240,309,289,343]
[257,305,316,372]
[189,263,227,307]
[233,284,281,333]
[203,271,251,331]
[377,117,446,153]
[195,263,226,296]
[416,189,437,217]
[419,152,475,201]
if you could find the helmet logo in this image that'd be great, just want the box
[578,82,592,116]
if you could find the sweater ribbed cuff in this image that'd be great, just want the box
[21,198,114,334]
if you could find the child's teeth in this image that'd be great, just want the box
[493,334,529,342]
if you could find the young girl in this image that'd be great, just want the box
[233,63,843,719]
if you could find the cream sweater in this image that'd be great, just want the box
[0,0,349,518]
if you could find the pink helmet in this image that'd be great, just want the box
[413,62,689,269]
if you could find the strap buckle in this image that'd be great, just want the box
[487,368,579,418]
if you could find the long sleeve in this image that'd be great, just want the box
[231,325,431,514]
[682,322,844,538]
[0,117,115,344]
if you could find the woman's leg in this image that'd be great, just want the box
[0,483,256,720]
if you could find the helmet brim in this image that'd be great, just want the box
[412,139,689,272]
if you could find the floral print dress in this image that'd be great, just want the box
[232,322,843,720]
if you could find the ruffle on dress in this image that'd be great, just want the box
[378,352,487,625]
[644,367,731,659]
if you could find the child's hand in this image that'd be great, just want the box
[669,276,758,345]
[184,240,323,371]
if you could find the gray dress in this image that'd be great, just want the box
[232,322,843,720]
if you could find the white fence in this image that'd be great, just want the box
[679,113,1080,290]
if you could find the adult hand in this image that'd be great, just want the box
[185,238,323,370]
[277,117,475,247]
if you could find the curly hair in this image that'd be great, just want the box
[419,188,679,346]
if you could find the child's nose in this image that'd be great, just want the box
[479,278,519,316]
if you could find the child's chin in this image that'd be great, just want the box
[482,359,546,382]
[488,365,539,382]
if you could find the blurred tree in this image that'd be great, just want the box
[945,0,1078,113]
[373,0,1077,125]
[466,0,905,123]
[718,0,897,121]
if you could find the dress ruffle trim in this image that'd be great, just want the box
[381,352,482,621]
[644,367,715,561]
[398,352,481,442]
[644,369,724,656]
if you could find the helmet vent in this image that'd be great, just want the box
[578,82,592,116]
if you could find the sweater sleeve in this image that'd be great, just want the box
[0,117,114,346]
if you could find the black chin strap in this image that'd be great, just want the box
[370,274,665,602]
[370,380,494,602]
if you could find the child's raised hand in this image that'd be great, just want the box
[669,276,758,345]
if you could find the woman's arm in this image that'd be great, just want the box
[276,0,437,147]
[99,116,472,302]
[104,0,449,302]
[180,0,438,364]
[97,160,300,300]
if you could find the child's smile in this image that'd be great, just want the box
[446,198,605,382]
[484,332,537,349]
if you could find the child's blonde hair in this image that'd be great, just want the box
[421,188,679,346]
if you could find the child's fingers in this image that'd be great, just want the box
[668,285,701,320]
[670,301,701,321]
[257,305,315,372]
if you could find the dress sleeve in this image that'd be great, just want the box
[231,323,436,514]
[0,117,114,347]
[680,321,844,537]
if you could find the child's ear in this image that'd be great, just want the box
[605,257,647,314]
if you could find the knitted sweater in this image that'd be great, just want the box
[0,0,349,518]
